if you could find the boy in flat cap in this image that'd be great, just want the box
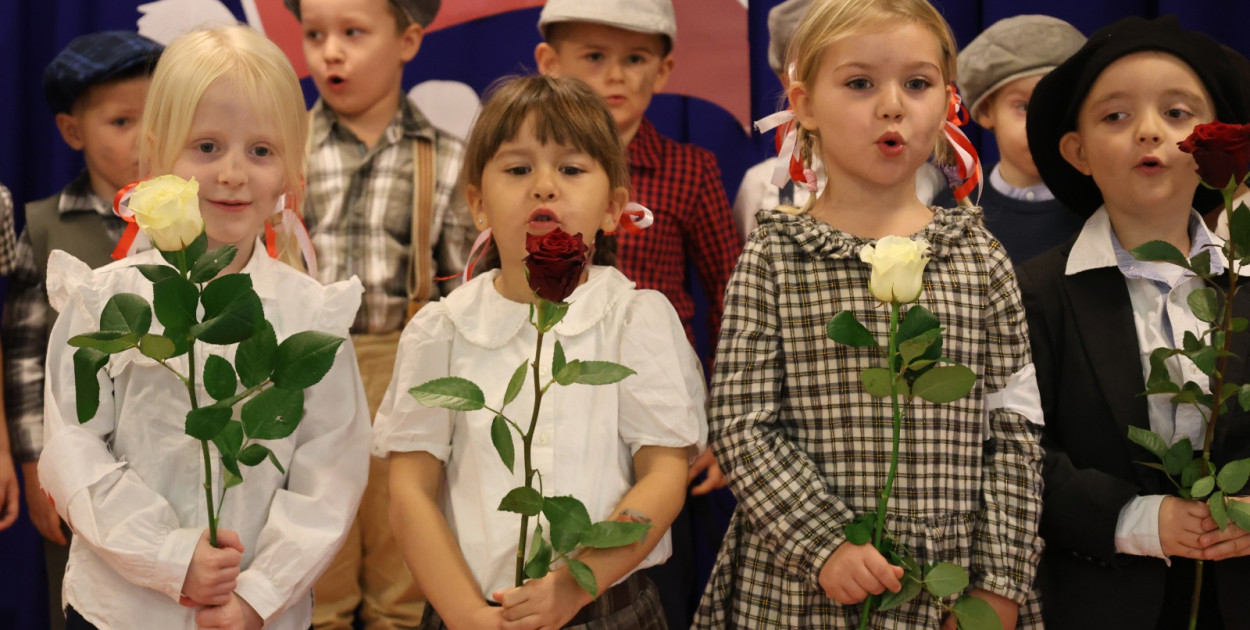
[2,31,161,630]
[1018,15,1250,629]
[935,14,1086,265]
[284,0,473,627]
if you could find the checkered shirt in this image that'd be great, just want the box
[305,97,473,334]
[618,119,742,348]
[4,172,127,462]
[694,206,1044,628]
[0,184,19,276]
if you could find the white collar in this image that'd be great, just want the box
[443,266,637,349]
[1065,206,1227,276]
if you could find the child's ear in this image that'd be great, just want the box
[1059,130,1092,176]
[972,100,995,130]
[535,42,561,76]
[466,184,488,230]
[651,55,675,93]
[55,113,85,151]
[603,187,629,231]
[791,81,816,130]
[399,23,424,63]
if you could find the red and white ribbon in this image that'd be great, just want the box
[461,227,493,283]
[944,90,982,204]
[612,202,654,235]
[111,180,149,260]
[265,194,319,276]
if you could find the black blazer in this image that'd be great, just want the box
[1018,237,1250,630]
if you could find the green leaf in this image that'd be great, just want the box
[1181,458,1204,488]
[878,573,924,611]
[1131,240,1190,269]
[222,468,244,490]
[1182,330,1203,353]
[923,562,969,598]
[861,368,894,398]
[912,365,976,403]
[844,512,876,545]
[1218,458,1250,494]
[826,311,877,348]
[160,232,208,272]
[899,329,940,367]
[1164,438,1195,476]
[1189,250,1213,279]
[534,299,569,332]
[68,331,138,354]
[185,405,232,440]
[409,377,485,411]
[1240,385,1250,413]
[236,321,277,388]
[952,594,1004,630]
[498,486,543,516]
[213,421,244,460]
[1234,318,1249,333]
[1230,205,1250,259]
[239,443,271,467]
[1188,287,1220,323]
[1228,499,1250,532]
[580,521,651,548]
[524,524,553,579]
[189,245,237,283]
[566,558,598,598]
[898,305,940,341]
[1211,491,1230,530]
[241,386,305,440]
[99,293,152,336]
[1186,345,1218,377]
[133,264,180,284]
[554,359,582,386]
[503,360,528,406]
[203,355,238,401]
[191,274,263,345]
[271,331,346,389]
[543,495,592,554]
[152,275,198,334]
[139,334,177,361]
[1146,348,1182,390]
[1128,426,1168,461]
[491,414,515,472]
[1192,475,1216,499]
[267,449,286,474]
[72,347,109,423]
[552,341,567,377]
[562,361,636,385]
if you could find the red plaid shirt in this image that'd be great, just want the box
[618,119,742,350]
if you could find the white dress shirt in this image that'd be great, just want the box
[41,247,371,629]
[1065,207,1223,559]
[372,266,708,598]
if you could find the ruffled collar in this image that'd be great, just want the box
[444,266,637,349]
[758,205,983,261]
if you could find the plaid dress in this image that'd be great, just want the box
[694,207,1044,629]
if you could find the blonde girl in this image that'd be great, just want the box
[40,25,368,630]
[694,0,1044,627]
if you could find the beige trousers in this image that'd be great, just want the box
[312,332,423,629]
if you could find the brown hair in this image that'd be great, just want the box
[463,75,630,267]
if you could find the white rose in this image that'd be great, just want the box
[128,175,204,251]
[859,235,930,304]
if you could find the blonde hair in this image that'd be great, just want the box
[463,74,629,268]
[787,0,958,212]
[140,25,309,271]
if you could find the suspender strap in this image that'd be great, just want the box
[406,137,436,321]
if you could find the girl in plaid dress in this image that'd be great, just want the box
[694,0,1044,628]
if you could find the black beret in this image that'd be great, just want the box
[1027,15,1250,215]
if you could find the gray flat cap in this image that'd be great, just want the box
[539,0,676,47]
[958,15,1085,115]
[768,0,811,76]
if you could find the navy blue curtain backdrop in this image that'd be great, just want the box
[4,1,1250,628]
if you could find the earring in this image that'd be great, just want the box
[477,217,484,224]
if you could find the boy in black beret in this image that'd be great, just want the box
[1018,15,1250,630]
[3,30,161,630]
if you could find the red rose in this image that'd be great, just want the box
[524,229,589,303]
[1178,122,1250,190]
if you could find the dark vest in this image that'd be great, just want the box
[25,192,120,280]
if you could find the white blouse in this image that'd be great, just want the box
[372,266,708,598]
[40,247,370,629]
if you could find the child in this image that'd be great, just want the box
[732,0,948,243]
[534,0,741,356]
[375,74,707,630]
[38,26,369,629]
[932,15,1086,265]
[1019,16,1250,629]
[2,30,162,630]
[282,0,474,623]
[694,0,1044,627]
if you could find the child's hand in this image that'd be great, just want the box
[940,588,1018,630]
[688,449,728,495]
[1199,497,1250,560]
[193,593,262,630]
[22,461,68,545]
[181,529,244,606]
[819,541,903,605]
[1159,496,1215,559]
[492,568,593,630]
